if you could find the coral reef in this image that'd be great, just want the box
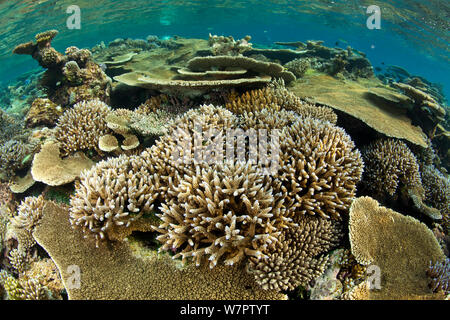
[54,99,112,156]
[30,140,94,186]
[35,202,287,300]
[13,30,111,107]
[349,196,445,299]
[208,34,252,56]
[426,258,449,295]
[248,216,342,291]
[361,138,441,219]
[25,98,63,128]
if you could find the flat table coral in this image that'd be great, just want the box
[34,202,287,300]
[290,73,428,147]
[348,196,446,299]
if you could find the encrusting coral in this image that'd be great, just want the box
[349,196,446,299]
[54,99,112,156]
[25,98,63,128]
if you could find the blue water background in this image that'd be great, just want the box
[0,0,449,100]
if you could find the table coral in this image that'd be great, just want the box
[349,196,446,299]
[31,140,95,186]
[36,202,287,300]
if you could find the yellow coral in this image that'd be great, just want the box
[349,196,445,299]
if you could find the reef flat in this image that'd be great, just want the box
[0,30,448,301]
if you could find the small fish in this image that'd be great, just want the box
[99,63,107,72]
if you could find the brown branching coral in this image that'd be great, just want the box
[421,164,450,232]
[361,138,442,219]
[54,99,112,156]
[7,196,45,252]
[69,155,158,245]
[225,85,337,124]
[426,258,449,295]
[362,138,423,197]
[155,160,293,268]
[248,215,342,291]
[0,139,33,179]
[277,118,363,220]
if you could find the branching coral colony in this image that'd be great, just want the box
[2,30,449,300]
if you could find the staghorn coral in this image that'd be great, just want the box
[54,99,112,156]
[225,85,337,124]
[24,258,64,299]
[69,155,158,245]
[426,258,449,295]
[8,248,31,274]
[6,195,45,252]
[35,202,287,300]
[248,215,342,291]
[349,196,446,299]
[155,160,293,268]
[30,140,94,186]
[277,117,363,220]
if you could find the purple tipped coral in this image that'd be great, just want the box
[427,258,449,295]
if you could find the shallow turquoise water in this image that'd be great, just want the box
[0,0,449,99]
